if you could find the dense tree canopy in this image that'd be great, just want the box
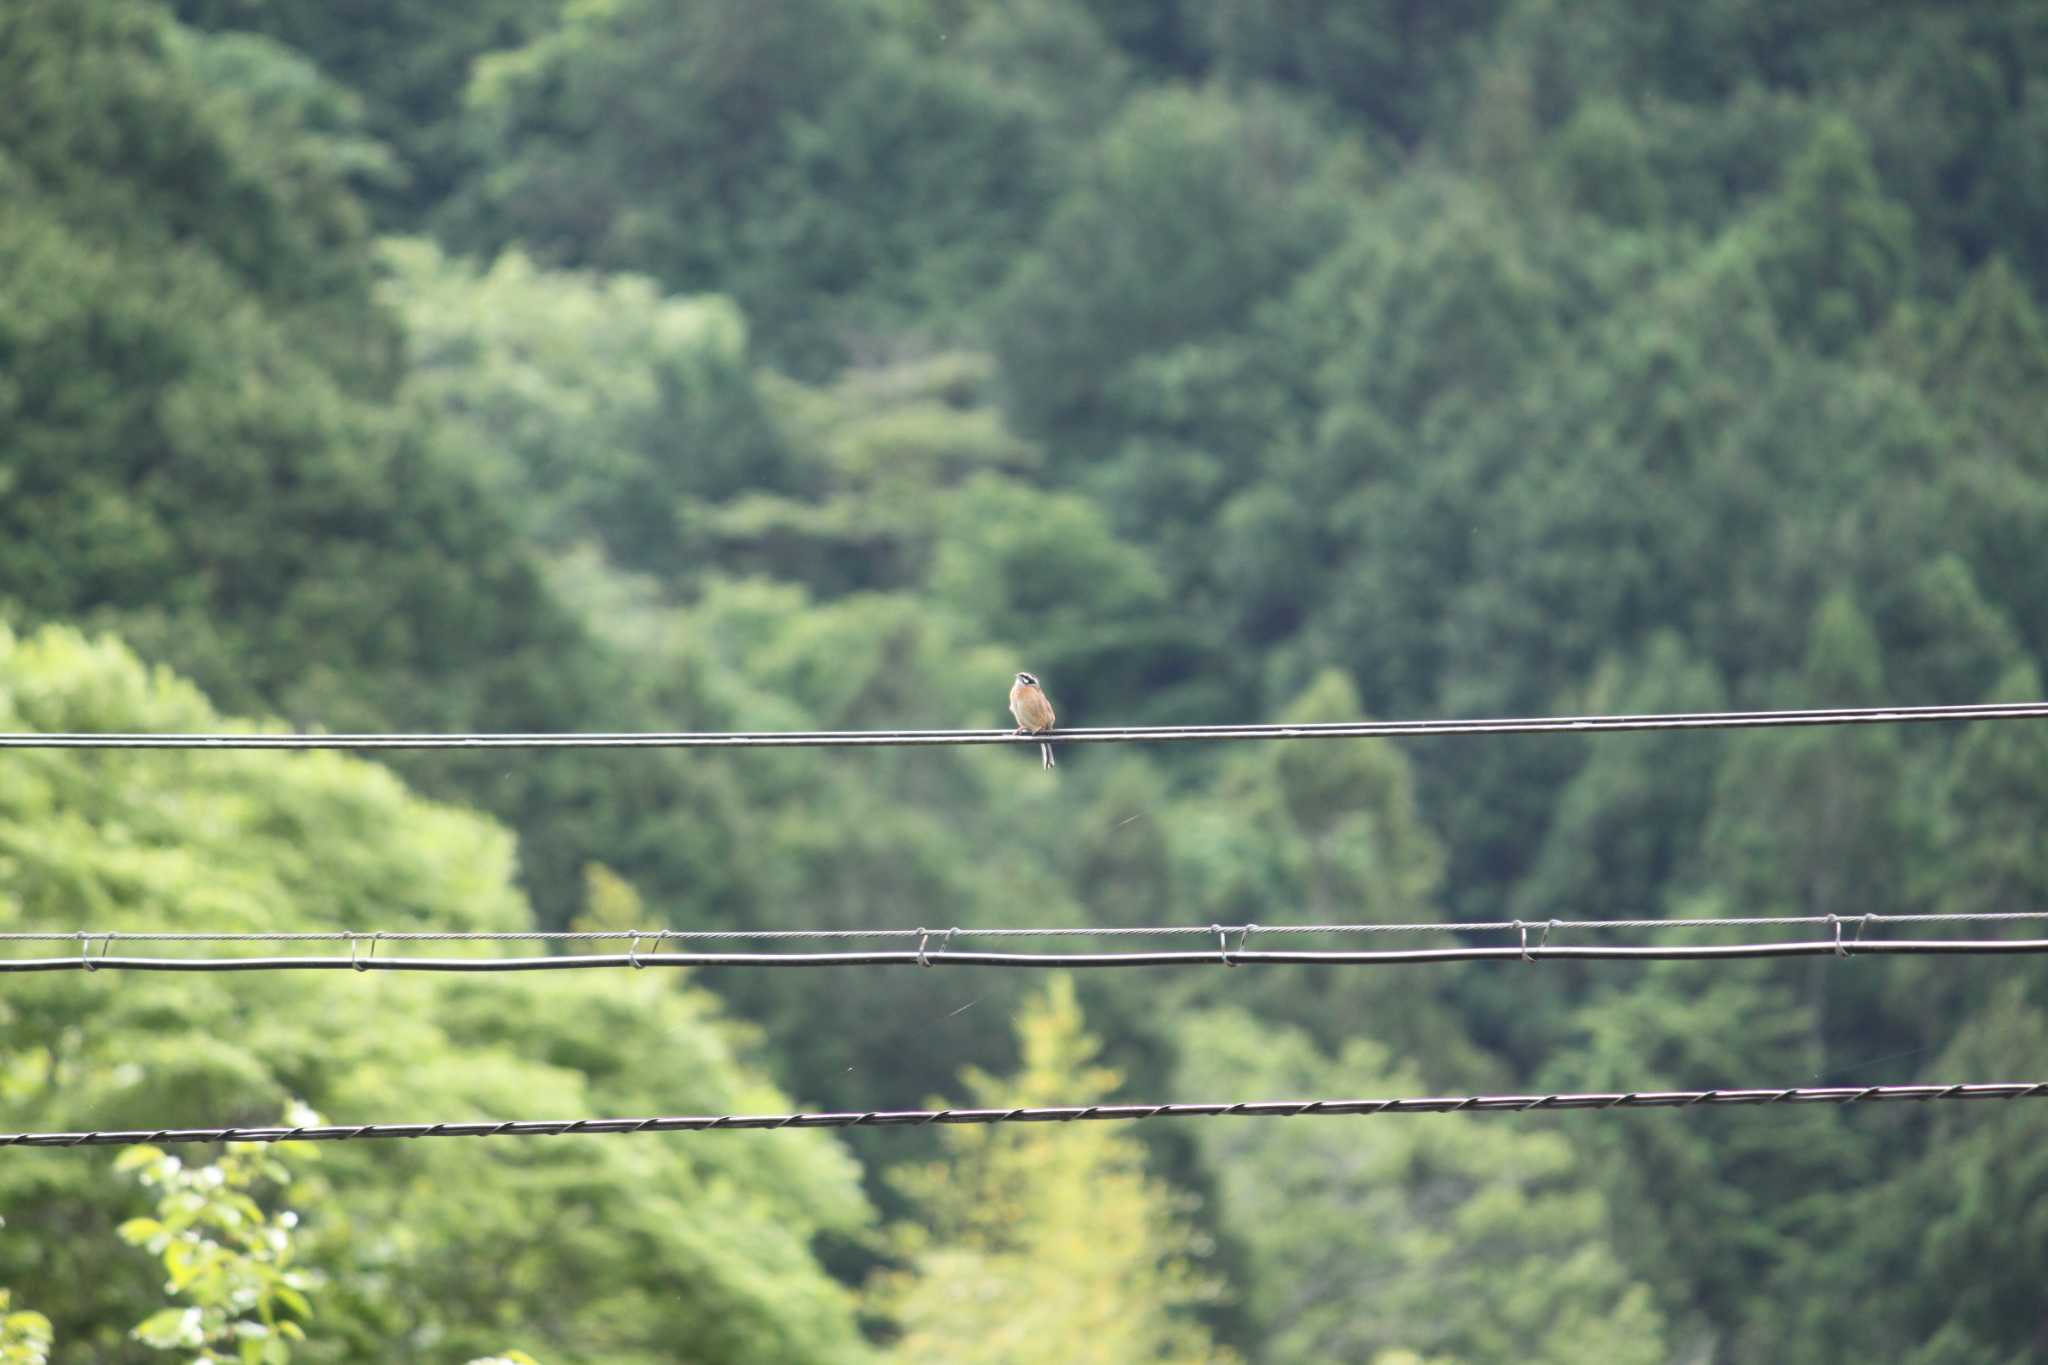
[0,626,872,1363]
[6,0,2048,1358]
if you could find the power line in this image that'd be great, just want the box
[12,937,2048,974]
[1,700,2044,750]
[7,1081,2042,1148]
[5,910,2042,946]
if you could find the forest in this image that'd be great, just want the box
[4,0,2048,1360]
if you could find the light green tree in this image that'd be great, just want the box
[0,1286,53,1365]
[874,977,1231,1364]
[117,1117,323,1364]
[0,625,874,1363]
[381,239,790,579]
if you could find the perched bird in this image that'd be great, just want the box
[1008,670,1057,769]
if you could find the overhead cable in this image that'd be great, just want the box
[5,910,2043,947]
[2,700,2045,750]
[12,936,2048,974]
[7,1081,2043,1148]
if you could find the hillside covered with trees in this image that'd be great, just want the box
[5,1,2048,1359]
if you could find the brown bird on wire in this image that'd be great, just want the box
[1008,670,1057,769]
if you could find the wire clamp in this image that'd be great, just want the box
[1515,920,1532,962]
[628,933,644,969]
[1828,915,1847,958]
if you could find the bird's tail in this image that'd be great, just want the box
[1040,741,1055,770]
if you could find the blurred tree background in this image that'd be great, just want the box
[5,0,2048,1358]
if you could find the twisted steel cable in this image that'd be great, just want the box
[6,1082,2043,1148]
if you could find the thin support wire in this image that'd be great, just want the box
[5,910,2046,946]
[5,1081,2043,1148]
[7,938,2048,973]
[1,700,2045,750]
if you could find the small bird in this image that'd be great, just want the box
[1008,670,1057,769]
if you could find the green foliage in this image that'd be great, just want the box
[165,27,403,204]
[1702,596,1919,932]
[1195,0,1505,145]
[1751,116,1914,353]
[0,1287,54,1365]
[1514,635,1727,924]
[1535,960,1859,1351]
[933,0,1133,148]
[117,1124,320,1363]
[443,0,1067,372]
[1844,10,2048,292]
[1796,985,2048,1363]
[874,978,1230,1363]
[1546,97,1664,228]
[0,626,874,1363]
[1076,0,1206,76]
[0,0,596,731]
[166,0,555,222]
[382,239,791,578]
[1934,663,2048,915]
[992,86,1366,442]
[13,0,2048,1358]
[1178,1010,1667,1364]
[0,0,786,933]
[928,476,1176,713]
[0,0,385,347]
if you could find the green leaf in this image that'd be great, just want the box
[2,1310,53,1337]
[117,1217,166,1245]
[133,1307,201,1348]
[114,1146,165,1173]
